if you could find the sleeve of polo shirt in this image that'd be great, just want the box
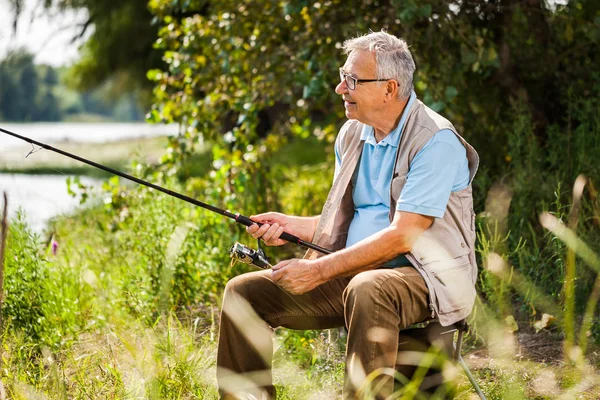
[396,129,466,218]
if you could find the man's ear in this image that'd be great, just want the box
[385,80,399,101]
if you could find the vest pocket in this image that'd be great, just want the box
[411,234,470,264]
[429,258,475,313]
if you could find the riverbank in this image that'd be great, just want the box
[0,122,186,232]
[1,136,169,177]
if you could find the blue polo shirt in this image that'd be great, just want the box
[334,92,470,267]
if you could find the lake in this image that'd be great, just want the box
[0,174,98,233]
[0,122,179,232]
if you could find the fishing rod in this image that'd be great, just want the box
[0,127,332,264]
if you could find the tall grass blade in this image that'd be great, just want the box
[540,175,600,364]
[0,192,7,400]
[485,252,562,319]
[579,275,600,358]
[539,213,600,273]
[159,224,189,313]
[563,175,586,359]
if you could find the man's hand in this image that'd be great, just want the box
[246,212,319,246]
[271,258,323,295]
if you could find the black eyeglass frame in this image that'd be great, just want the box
[339,68,391,90]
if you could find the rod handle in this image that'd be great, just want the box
[234,213,301,244]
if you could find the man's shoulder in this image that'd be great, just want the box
[426,129,465,151]
[336,119,363,153]
[410,99,456,134]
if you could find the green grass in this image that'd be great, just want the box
[1,183,598,400]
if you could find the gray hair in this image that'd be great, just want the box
[343,30,415,99]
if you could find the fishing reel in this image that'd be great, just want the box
[229,241,272,269]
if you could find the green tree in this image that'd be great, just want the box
[0,49,38,121]
[145,0,600,154]
[9,0,165,105]
[34,90,61,121]
[18,58,38,120]
[0,49,65,121]
[0,61,19,120]
[43,65,59,86]
[34,66,62,121]
[9,0,598,148]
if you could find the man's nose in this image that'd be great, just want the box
[335,79,348,95]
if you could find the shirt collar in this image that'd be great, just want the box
[360,90,416,147]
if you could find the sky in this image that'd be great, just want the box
[0,0,88,67]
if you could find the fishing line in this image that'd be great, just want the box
[0,126,332,256]
[22,143,71,178]
[25,143,43,158]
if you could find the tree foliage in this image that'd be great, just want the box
[65,0,164,101]
[0,49,62,121]
[144,0,600,203]
[146,0,599,161]
[9,0,165,103]
[11,0,598,154]
[0,49,145,121]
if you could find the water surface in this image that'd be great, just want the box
[0,174,98,233]
[0,122,177,231]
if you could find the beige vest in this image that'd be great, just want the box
[304,99,480,326]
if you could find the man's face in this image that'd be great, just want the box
[335,50,386,124]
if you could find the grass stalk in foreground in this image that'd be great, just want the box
[0,193,8,399]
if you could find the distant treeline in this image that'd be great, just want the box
[0,49,144,122]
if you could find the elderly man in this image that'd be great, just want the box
[217,30,479,399]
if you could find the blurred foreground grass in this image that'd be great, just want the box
[1,197,598,399]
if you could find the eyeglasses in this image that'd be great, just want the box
[339,68,391,90]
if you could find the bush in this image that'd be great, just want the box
[3,212,84,350]
[3,213,50,346]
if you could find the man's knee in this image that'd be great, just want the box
[220,271,276,335]
[343,270,386,305]
[223,273,251,297]
[224,270,271,302]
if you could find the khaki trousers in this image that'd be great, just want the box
[217,266,430,399]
